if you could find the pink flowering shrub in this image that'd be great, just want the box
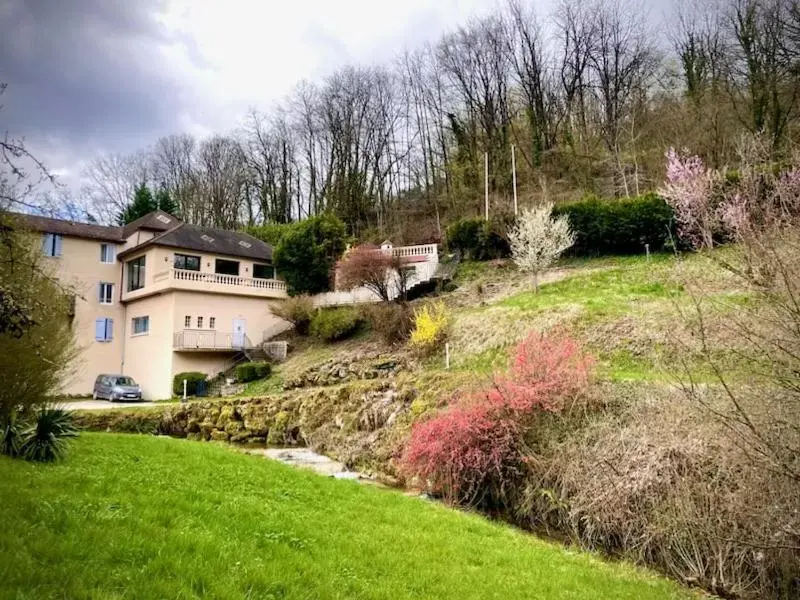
[660,148,718,250]
[400,331,594,506]
[400,401,522,505]
[493,330,594,414]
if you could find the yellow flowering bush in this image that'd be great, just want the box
[409,301,449,355]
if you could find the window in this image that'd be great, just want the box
[42,233,63,257]
[94,318,113,342]
[197,316,203,328]
[132,316,150,335]
[127,256,146,291]
[98,282,114,305]
[215,258,239,276]
[184,315,191,328]
[253,263,273,279]
[174,253,201,271]
[209,317,215,329]
[100,244,115,263]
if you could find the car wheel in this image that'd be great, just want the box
[92,391,98,400]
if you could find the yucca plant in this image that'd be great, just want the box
[0,412,22,458]
[18,407,77,462]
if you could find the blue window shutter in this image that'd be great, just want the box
[98,283,103,303]
[95,318,105,341]
[54,235,62,257]
[106,318,113,341]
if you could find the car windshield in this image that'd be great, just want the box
[114,377,135,386]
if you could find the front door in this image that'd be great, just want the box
[232,319,246,348]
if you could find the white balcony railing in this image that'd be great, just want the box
[390,244,438,258]
[170,268,286,291]
[173,330,254,351]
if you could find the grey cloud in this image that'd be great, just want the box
[0,0,201,153]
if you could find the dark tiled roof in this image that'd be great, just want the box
[11,213,124,242]
[118,222,274,262]
[121,210,181,238]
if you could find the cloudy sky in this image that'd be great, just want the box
[1,0,509,190]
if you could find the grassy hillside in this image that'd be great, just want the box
[0,434,694,600]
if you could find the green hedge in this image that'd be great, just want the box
[446,216,512,260]
[173,372,207,397]
[310,308,362,342]
[235,362,272,383]
[446,194,676,259]
[552,193,676,256]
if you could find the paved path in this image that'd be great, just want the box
[61,400,160,411]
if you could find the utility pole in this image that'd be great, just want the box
[484,151,489,221]
[511,144,518,216]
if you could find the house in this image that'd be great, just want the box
[15,210,287,400]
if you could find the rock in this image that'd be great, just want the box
[230,431,251,443]
[210,429,229,442]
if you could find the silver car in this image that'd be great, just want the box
[92,374,142,401]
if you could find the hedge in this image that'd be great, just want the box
[446,216,512,260]
[235,362,272,383]
[552,193,676,256]
[446,194,676,259]
[173,372,207,397]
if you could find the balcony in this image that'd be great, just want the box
[173,330,255,351]
[122,268,287,302]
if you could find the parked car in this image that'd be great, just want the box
[92,374,143,401]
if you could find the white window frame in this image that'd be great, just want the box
[184,315,191,328]
[98,282,114,305]
[209,317,216,329]
[197,316,203,329]
[131,316,150,336]
[100,244,116,264]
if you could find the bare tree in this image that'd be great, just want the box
[585,0,658,196]
[151,134,199,223]
[196,135,248,229]
[82,151,150,223]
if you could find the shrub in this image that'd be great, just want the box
[400,400,523,506]
[273,213,348,295]
[551,193,676,256]
[360,302,414,345]
[493,330,594,414]
[236,362,272,383]
[310,308,362,342]
[18,408,77,462]
[446,217,512,260]
[172,372,207,397]
[269,295,314,335]
[409,301,449,355]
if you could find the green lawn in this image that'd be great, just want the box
[0,434,694,600]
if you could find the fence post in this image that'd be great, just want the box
[445,343,450,370]
[183,379,187,402]
[645,243,650,262]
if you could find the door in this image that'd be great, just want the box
[232,319,246,348]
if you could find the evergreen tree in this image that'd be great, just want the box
[117,183,157,225]
[154,185,179,217]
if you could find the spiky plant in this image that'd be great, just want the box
[18,408,77,462]
[0,412,22,458]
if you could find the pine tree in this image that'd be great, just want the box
[154,185,179,218]
[117,183,157,225]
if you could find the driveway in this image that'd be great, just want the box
[61,400,161,411]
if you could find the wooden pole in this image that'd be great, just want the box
[484,152,489,221]
[511,144,518,216]
[445,343,450,370]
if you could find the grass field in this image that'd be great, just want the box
[0,434,695,600]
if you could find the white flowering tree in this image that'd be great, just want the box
[508,203,575,293]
